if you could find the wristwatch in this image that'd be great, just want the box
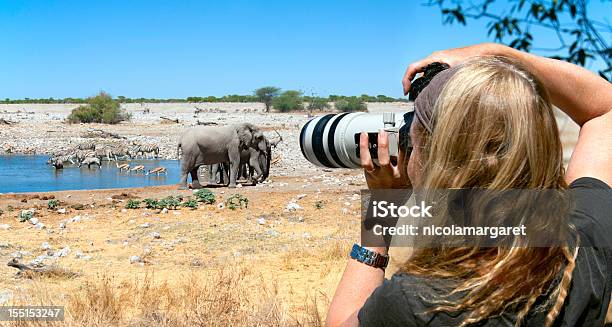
[350,244,389,270]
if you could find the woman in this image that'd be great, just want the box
[327,43,612,326]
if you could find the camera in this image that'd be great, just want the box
[299,111,414,168]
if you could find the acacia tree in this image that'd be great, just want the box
[428,0,611,81]
[254,86,281,112]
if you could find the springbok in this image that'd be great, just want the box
[130,165,145,173]
[116,162,130,171]
[146,167,167,175]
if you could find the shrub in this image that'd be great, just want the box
[19,210,34,222]
[125,199,141,209]
[143,198,159,209]
[315,200,324,210]
[226,194,249,210]
[194,189,216,204]
[67,91,131,124]
[0,208,3,216]
[334,97,367,112]
[47,200,60,210]
[158,196,181,210]
[307,97,330,111]
[182,198,198,209]
[272,90,303,112]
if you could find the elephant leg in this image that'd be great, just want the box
[178,160,191,190]
[228,157,240,188]
[222,163,230,186]
[190,168,203,189]
[209,164,219,185]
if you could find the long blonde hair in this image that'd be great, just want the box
[402,57,576,326]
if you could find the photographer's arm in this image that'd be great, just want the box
[402,43,612,186]
[326,131,403,327]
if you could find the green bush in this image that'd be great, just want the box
[335,97,367,112]
[254,86,280,112]
[307,97,330,111]
[19,210,34,222]
[125,199,141,209]
[272,90,304,112]
[182,198,198,209]
[158,196,181,210]
[194,189,216,204]
[47,200,60,210]
[67,91,131,124]
[226,194,249,210]
[143,198,159,209]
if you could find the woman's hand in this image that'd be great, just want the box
[402,43,502,95]
[360,130,410,189]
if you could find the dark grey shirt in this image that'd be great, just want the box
[359,177,612,326]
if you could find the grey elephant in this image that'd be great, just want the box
[79,157,102,169]
[177,123,267,189]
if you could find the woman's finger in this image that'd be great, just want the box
[377,129,391,167]
[402,60,431,95]
[360,132,374,172]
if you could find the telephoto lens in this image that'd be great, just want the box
[299,111,414,168]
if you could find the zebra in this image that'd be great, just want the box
[75,140,96,151]
[131,142,160,159]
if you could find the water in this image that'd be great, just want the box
[0,155,182,193]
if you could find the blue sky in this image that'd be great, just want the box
[0,0,608,99]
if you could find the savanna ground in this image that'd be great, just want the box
[0,103,579,326]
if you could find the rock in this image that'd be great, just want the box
[54,246,71,258]
[75,251,92,260]
[266,229,279,237]
[150,232,161,239]
[70,216,81,223]
[35,222,46,230]
[286,202,302,211]
[0,290,13,305]
[233,251,242,257]
[140,222,151,228]
[296,194,307,200]
[129,255,142,264]
[0,224,10,230]
[58,222,66,229]
[341,208,349,215]
[0,242,10,249]
[302,232,312,239]
[128,219,135,224]
[29,217,39,225]
[121,209,127,213]
[41,242,51,250]
[217,202,225,209]
[257,217,266,225]
[31,255,50,267]
[287,216,305,223]
[161,208,168,214]
[57,208,67,214]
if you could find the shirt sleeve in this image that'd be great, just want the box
[569,177,612,248]
[358,276,420,327]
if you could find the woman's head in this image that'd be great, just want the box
[403,57,575,327]
[408,56,565,190]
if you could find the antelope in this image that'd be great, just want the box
[116,162,130,171]
[130,165,145,173]
[146,167,167,175]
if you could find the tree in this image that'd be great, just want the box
[254,86,281,112]
[272,90,304,112]
[428,0,611,81]
[67,91,131,124]
[307,96,330,111]
[335,97,367,112]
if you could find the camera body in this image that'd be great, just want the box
[300,111,413,169]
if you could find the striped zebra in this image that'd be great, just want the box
[75,140,96,151]
[131,143,160,159]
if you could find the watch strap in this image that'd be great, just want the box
[350,243,389,270]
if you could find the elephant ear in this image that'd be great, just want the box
[237,124,254,148]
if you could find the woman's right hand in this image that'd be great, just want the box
[402,43,503,96]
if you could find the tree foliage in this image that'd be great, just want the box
[334,97,367,112]
[428,0,611,81]
[272,90,304,112]
[307,97,330,111]
[254,86,281,112]
[67,91,131,124]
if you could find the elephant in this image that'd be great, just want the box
[208,130,282,186]
[177,123,268,189]
[79,157,102,169]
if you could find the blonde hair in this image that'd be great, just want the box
[402,57,576,326]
